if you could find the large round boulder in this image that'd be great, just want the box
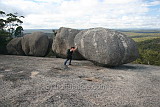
[21,32,49,57]
[7,37,24,55]
[52,27,84,59]
[74,28,139,66]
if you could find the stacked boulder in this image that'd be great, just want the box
[7,27,139,66]
[21,32,49,57]
[7,32,50,57]
[52,27,84,60]
[74,27,139,66]
[6,37,25,55]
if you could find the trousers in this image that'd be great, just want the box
[64,57,72,65]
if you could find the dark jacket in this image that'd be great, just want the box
[67,49,73,59]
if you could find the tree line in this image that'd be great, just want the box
[0,10,24,54]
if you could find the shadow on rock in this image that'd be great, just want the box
[110,64,147,71]
[43,65,73,78]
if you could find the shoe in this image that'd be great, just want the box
[69,64,72,65]
[64,65,68,69]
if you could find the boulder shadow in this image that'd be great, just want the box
[108,64,148,72]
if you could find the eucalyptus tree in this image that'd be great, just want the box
[0,10,24,54]
[0,10,24,37]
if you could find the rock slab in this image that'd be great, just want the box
[74,27,139,66]
[0,55,160,107]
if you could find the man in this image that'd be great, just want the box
[64,47,77,65]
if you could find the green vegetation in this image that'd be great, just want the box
[123,32,160,38]
[134,38,160,66]
[0,30,11,54]
[132,36,160,42]
[14,26,24,37]
[120,30,160,66]
[0,10,24,54]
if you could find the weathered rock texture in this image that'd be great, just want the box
[52,27,84,59]
[21,32,49,57]
[74,27,139,66]
[6,37,24,55]
[45,37,54,56]
[0,55,160,107]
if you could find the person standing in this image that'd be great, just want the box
[64,47,77,65]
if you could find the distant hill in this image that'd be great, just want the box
[24,29,160,34]
[117,29,160,33]
[23,29,57,38]
[24,29,57,34]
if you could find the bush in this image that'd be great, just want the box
[0,30,12,54]
[134,38,160,66]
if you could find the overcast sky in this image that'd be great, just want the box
[0,0,160,29]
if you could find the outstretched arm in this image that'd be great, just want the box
[73,47,78,51]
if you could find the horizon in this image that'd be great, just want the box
[1,0,160,29]
[23,28,160,34]
[23,28,160,30]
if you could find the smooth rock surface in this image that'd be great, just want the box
[6,37,24,55]
[74,27,139,66]
[52,27,84,59]
[21,32,49,56]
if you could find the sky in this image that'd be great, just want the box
[0,0,160,29]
